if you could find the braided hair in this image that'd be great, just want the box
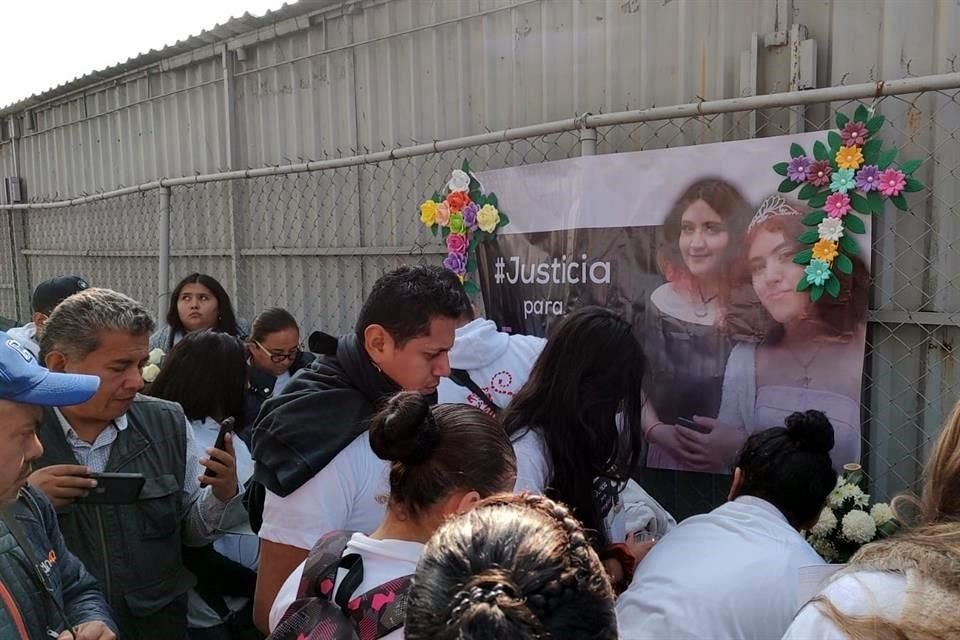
[404,493,617,640]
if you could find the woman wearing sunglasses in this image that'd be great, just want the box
[244,307,315,444]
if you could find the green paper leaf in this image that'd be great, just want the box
[432,191,444,203]
[498,212,511,226]
[468,233,481,252]
[839,234,860,255]
[836,253,854,275]
[461,159,471,173]
[850,192,871,215]
[867,190,884,214]
[811,285,824,302]
[441,226,451,239]
[798,183,820,201]
[469,190,483,205]
[808,191,828,209]
[430,224,438,237]
[854,105,869,123]
[813,141,830,162]
[463,280,480,297]
[486,193,499,208]
[778,178,799,193]
[799,230,820,244]
[843,214,867,234]
[835,112,850,129]
[796,277,813,291]
[891,193,909,211]
[790,143,806,159]
[904,177,924,192]
[773,162,789,177]
[867,114,886,134]
[877,148,897,170]
[862,139,883,165]
[900,158,923,175]
[793,249,813,265]
[803,210,827,226]
[828,131,843,153]
[825,273,841,298]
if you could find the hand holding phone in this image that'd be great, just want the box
[204,417,235,479]
[200,418,239,503]
[675,417,712,434]
[80,473,145,504]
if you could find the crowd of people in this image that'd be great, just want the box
[0,262,956,639]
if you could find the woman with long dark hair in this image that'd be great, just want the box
[503,306,647,589]
[268,392,516,639]
[150,273,246,350]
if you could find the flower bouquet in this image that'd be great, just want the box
[805,463,900,563]
[419,160,510,297]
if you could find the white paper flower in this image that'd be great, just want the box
[810,536,838,562]
[447,169,471,193]
[142,364,161,383]
[870,502,895,526]
[810,507,838,537]
[841,509,877,544]
[817,217,844,242]
[148,348,165,366]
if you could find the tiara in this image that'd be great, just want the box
[747,194,801,232]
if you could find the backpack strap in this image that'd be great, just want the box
[298,531,354,599]
[341,574,413,640]
[449,369,501,415]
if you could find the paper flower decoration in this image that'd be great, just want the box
[773,105,926,302]
[419,160,511,296]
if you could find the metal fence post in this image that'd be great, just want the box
[158,186,171,320]
[580,124,597,156]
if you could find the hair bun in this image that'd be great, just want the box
[784,410,835,454]
[369,391,440,465]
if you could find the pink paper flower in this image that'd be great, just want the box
[841,121,869,147]
[446,232,468,255]
[434,202,451,227]
[879,168,906,197]
[824,193,852,219]
[806,160,832,187]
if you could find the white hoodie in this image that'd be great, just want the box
[6,323,40,358]
[438,318,545,412]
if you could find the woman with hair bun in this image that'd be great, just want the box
[404,493,618,640]
[268,391,517,639]
[617,410,837,640]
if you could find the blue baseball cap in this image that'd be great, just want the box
[0,332,100,406]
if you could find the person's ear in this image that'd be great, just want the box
[44,350,67,373]
[363,324,392,367]
[728,467,744,501]
[453,490,481,515]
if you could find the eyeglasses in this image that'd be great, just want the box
[254,340,301,364]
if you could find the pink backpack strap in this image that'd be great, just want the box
[298,531,353,599]
[342,574,413,640]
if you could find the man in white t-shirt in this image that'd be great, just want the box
[250,265,471,632]
[7,276,90,358]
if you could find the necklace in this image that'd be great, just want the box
[780,341,824,388]
[694,284,719,319]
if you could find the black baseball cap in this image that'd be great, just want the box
[31,276,90,315]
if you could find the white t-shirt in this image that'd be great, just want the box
[259,431,390,550]
[274,370,292,396]
[512,428,629,544]
[269,533,422,638]
[782,571,906,639]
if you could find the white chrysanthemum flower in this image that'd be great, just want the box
[827,482,847,509]
[148,348,165,366]
[447,169,471,193]
[870,502,895,526]
[142,364,161,383]
[841,509,877,544]
[810,507,838,537]
[817,217,844,242]
[835,482,868,507]
[810,536,838,562]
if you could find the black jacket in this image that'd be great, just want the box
[241,350,316,445]
[250,333,401,498]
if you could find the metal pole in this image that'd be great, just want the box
[580,125,597,156]
[158,186,171,320]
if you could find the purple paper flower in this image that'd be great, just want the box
[462,202,479,230]
[855,165,881,192]
[787,156,812,182]
[443,252,467,275]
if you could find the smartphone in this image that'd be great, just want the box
[80,472,146,504]
[204,417,236,479]
[675,417,711,434]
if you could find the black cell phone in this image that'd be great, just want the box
[675,417,711,434]
[204,417,236,479]
[80,472,146,504]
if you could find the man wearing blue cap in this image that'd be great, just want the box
[0,332,116,640]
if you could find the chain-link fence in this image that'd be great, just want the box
[1,75,959,508]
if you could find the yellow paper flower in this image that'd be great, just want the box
[419,200,437,227]
[812,239,839,264]
[477,204,500,232]
[835,145,864,170]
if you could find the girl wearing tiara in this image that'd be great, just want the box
[641,178,753,472]
[674,196,869,472]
